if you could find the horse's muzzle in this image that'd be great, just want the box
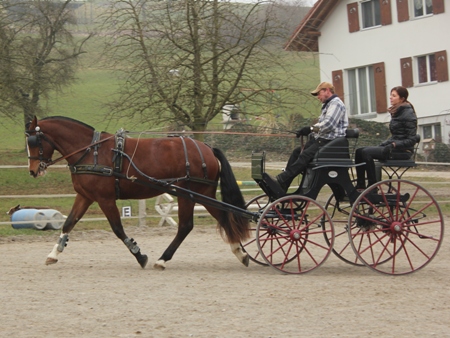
[29,167,46,178]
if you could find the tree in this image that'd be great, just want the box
[0,0,92,126]
[100,0,312,140]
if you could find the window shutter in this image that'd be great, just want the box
[347,3,360,33]
[396,0,409,22]
[332,70,344,103]
[433,0,445,14]
[373,62,387,113]
[400,57,414,88]
[381,0,392,26]
[436,50,449,82]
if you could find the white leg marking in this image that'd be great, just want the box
[153,259,166,270]
[47,243,60,261]
[230,243,249,267]
[46,233,67,265]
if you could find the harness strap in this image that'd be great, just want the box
[69,164,113,176]
[179,136,190,178]
[113,129,126,172]
[188,137,208,179]
[69,131,101,169]
[112,129,126,199]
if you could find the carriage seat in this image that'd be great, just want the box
[309,128,360,169]
[375,134,421,180]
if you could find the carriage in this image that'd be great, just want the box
[25,116,443,276]
[242,129,444,275]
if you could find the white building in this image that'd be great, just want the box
[285,0,449,146]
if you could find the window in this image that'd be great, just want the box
[417,54,437,84]
[347,1,391,33]
[401,51,448,87]
[362,0,381,28]
[347,66,377,116]
[397,0,444,22]
[422,123,441,142]
[423,125,432,139]
[413,0,433,18]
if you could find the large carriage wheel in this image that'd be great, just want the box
[348,179,444,275]
[241,194,270,265]
[324,192,364,266]
[256,195,334,274]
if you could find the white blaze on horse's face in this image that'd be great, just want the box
[26,137,43,177]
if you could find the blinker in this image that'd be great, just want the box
[27,134,39,148]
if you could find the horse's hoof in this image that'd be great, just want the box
[45,257,58,265]
[242,254,249,267]
[153,260,166,270]
[138,255,148,269]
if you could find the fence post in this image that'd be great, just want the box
[138,199,146,226]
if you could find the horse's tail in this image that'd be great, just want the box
[212,147,250,243]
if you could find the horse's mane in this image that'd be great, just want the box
[41,116,95,131]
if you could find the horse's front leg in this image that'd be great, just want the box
[154,198,194,270]
[46,194,93,265]
[98,200,148,269]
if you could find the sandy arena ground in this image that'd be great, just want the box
[0,223,449,338]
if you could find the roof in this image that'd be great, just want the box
[284,0,339,52]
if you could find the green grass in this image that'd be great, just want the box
[1,47,321,151]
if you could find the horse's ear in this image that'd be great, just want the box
[26,116,37,131]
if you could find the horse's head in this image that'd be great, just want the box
[26,116,56,178]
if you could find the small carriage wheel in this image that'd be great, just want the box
[324,190,364,266]
[348,179,444,275]
[241,194,271,266]
[256,195,334,274]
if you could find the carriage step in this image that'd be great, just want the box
[369,192,410,205]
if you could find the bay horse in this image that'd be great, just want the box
[25,116,250,269]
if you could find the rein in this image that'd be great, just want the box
[28,123,218,197]
[50,135,115,166]
[26,125,115,169]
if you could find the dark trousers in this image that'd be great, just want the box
[355,146,411,188]
[277,137,329,188]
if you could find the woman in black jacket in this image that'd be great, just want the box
[355,86,418,190]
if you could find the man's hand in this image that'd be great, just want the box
[295,126,312,138]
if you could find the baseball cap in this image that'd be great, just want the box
[311,82,334,96]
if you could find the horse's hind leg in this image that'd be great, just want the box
[98,200,148,269]
[46,194,93,265]
[154,198,194,270]
[205,205,249,267]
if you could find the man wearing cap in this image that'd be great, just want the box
[267,81,348,192]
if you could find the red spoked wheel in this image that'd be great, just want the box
[256,195,334,274]
[324,192,364,266]
[348,179,444,275]
[241,194,270,265]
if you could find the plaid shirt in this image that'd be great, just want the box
[312,95,348,140]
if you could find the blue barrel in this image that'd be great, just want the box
[11,209,47,230]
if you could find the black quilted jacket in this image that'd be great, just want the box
[380,104,418,152]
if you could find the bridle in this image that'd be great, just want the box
[26,126,58,172]
[25,124,114,171]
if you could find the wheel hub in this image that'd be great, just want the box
[390,221,403,234]
[290,229,302,241]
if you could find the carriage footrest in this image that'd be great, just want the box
[261,173,286,199]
